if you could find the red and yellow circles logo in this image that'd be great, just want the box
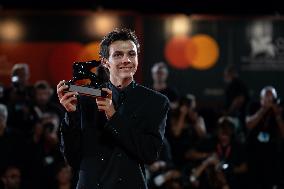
[165,34,219,70]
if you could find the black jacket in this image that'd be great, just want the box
[60,82,169,189]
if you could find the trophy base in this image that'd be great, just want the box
[65,83,107,97]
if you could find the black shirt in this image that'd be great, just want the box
[107,81,137,110]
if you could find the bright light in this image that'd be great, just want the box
[0,19,24,41]
[165,14,191,37]
[85,13,120,37]
[222,163,229,170]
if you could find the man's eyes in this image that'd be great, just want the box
[113,52,136,57]
[129,52,136,57]
[113,52,122,56]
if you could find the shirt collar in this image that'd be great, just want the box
[107,80,137,104]
[108,80,137,94]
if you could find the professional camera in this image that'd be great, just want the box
[64,60,107,97]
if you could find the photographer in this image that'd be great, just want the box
[187,117,247,189]
[31,80,62,122]
[146,138,182,189]
[3,63,34,137]
[0,104,26,181]
[24,113,63,189]
[246,86,284,189]
[167,94,207,168]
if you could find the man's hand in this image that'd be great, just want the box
[96,88,116,119]
[149,161,166,172]
[57,80,78,112]
[271,103,283,117]
[179,105,188,116]
[204,153,220,167]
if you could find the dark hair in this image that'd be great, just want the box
[224,64,238,76]
[34,80,50,90]
[99,28,140,59]
[217,117,235,138]
[179,94,195,108]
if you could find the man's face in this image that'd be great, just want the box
[12,68,29,87]
[104,40,138,83]
[4,168,21,189]
[35,88,51,106]
[218,130,231,145]
[152,67,168,83]
[261,90,274,106]
[223,70,232,84]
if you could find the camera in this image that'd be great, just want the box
[216,160,229,171]
[64,60,107,97]
[11,75,20,88]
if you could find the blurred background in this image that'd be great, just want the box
[0,0,284,189]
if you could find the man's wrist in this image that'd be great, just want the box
[106,109,116,120]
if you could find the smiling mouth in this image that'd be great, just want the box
[119,67,132,70]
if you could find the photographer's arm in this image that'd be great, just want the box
[246,107,267,130]
[171,106,187,137]
[233,162,247,174]
[192,116,207,138]
[190,159,210,180]
[189,154,219,185]
[273,105,284,137]
[185,149,210,161]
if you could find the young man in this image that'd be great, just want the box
[57,28,169,189]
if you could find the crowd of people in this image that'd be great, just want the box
[0,61,283,189]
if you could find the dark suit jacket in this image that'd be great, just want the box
[60,83,169,189]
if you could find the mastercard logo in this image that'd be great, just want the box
[165,34,219,70]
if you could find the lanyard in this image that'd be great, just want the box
[216,144,231,160]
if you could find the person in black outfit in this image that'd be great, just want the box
[0,104,25,182]
[57,28,170,189]
[147,138,182,189]
[246,86,284,189]
[223,64,249,143]
[187,117,247,189]
[151,62,179,110]
[223,65,249,118]
[3,63,35,137]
